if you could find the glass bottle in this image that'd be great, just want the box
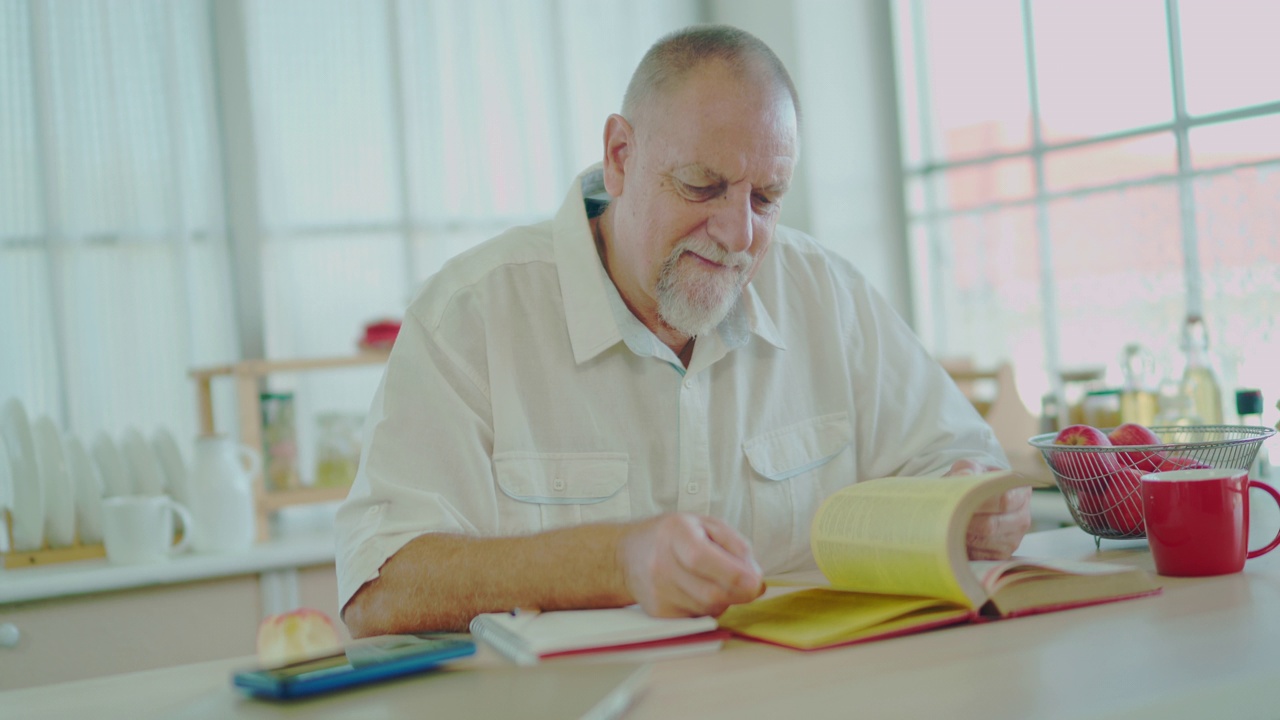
[314,412,363,488]
[260,392,300,491]
[1236,389,1269,480]
[1238,389,1275,546]
[1039,393,1061,434]
[1118,343,1158,426]
[1179,315,1223,425]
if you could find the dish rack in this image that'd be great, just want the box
[1027,425,1276,545]
[1,512,106,568]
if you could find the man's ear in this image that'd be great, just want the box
[601,114,633,197]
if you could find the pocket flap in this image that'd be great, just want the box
[743,413,852,481]
[494,452,629,504]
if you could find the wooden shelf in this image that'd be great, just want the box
[188,351,390,542]
[258,486,351,513]
[1,510,108,569]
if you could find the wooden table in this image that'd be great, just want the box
[6,527,1280,720]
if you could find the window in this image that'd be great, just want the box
[0,0,235,444]
[1,0,699,465]
[894,0,1280,427]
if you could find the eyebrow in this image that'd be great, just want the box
[675,164,790,195]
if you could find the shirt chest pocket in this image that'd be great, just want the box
[493,452,631,534]
[742,412,854,572]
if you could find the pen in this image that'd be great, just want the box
[510,607,541,619]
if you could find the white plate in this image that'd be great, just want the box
[2,398,44,551]
[65,435,104,544]
[122,427,166,496]
[151,427,190,507]
[92,432,133,498]
[32,416,76,547]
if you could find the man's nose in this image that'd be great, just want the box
[706,186,754,254]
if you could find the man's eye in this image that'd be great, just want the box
[752,194,778,212]
[680,182,718,199]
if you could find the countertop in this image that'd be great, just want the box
[11,527,1280,720]
[0,530,337,605]
[0,502,344,606]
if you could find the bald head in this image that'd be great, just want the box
[621,25,800,129]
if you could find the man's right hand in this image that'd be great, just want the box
[617,513,764,618]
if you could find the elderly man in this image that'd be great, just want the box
[338,25,1030,637]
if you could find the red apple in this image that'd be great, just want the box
[1051,425,1119,481]
[1055,424,1110,446]
[1156,455,1212,472]
[1099,468,1145,535]
[256,608,343,667]
[1107,423,1164,472]
[1070,481,1110,521]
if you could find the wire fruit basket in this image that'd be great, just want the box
[1027,425,1276,542]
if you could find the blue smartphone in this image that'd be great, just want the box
[232,634,476,700]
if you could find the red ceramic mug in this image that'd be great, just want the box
[1141,468,1280,577]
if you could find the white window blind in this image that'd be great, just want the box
[2,0,701,467]
[0,0,236,446]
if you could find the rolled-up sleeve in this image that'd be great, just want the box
[334,304,496,612]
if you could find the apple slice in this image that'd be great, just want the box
[256,608,343,668]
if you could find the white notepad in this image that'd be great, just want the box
[469,605,724,666]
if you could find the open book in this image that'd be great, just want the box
[469,606,728,666]
[717,471,1160,650]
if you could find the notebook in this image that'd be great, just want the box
[469,605,727,666]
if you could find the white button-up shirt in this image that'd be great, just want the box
[334,166,1005,610]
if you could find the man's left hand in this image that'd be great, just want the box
[945,459,1032,560]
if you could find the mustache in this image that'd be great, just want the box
[668,237,752,272]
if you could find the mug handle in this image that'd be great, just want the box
[237,445,263,479]
[168,500,194,556]
[1247,480,1280,559]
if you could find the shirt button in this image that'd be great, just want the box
[367,506,380,515]
[684,378,693,389]
[553,478,566,491]
[686,482,699,494]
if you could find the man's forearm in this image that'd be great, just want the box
[342,523,635,637]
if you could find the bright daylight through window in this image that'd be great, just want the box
[893,0,1280,431]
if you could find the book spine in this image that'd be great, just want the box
[468,615,540,666]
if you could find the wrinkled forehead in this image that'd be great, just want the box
[634,64,798,184]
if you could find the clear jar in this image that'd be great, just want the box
[260,392,300,491]
[314,413,363,488]
[1082,388,1123,430]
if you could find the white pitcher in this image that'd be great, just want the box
[188,435,260,553]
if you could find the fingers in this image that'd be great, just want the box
[701,516,764,578]
[945,458,984,476]
[974,486,1032,514]
[672,523,762,599]
[967,490,1033,560]
[619,513,764,618]
[945,458,1005,477]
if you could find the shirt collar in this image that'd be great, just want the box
[554,164,787,365]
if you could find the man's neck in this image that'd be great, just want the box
[590,211,696,366]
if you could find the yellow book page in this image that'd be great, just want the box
[717,588,971,650]
[810,471,1022,607]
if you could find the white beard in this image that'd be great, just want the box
[655,237,752,338]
